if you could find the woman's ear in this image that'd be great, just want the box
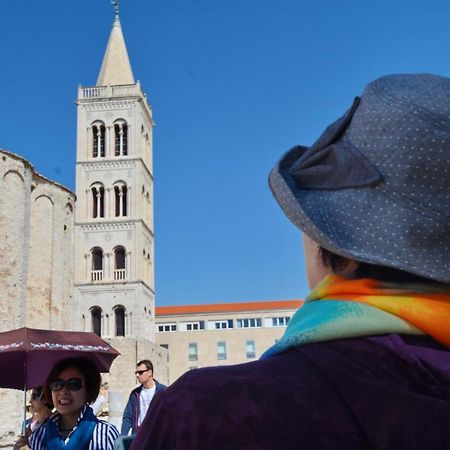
[336,259,360,279]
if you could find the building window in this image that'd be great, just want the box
[114,246,126,280]
[92,122,106,158]
[246,340,256,359]
[91,307,102,336]
[217,341,227,360]
[157,323,177,332]
[114,120,128,156]
[209,320,233,330]
[114,306,125,336]
[188,343,198,361]
[272,317,290,327]
[114,183,128,217]
[91,247,103,281]
[236,318,262,328]
[91,183,105,218]
[180,321,205,332]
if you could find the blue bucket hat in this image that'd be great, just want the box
[270,73,450,283]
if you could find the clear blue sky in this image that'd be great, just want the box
[1,1,450,306]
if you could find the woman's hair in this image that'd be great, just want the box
[318,246,434,283]
[31,386,53,410]
[43,357,101,407]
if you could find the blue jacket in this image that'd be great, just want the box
[120,380,166,436]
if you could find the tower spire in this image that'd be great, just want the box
[112,0,119,22]
[96,0,135,86]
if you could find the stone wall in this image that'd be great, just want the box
[0,149,76,332]
[0,151,31,332]
[27,169,76,330]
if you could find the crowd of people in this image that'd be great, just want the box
[13,73,450,449]
[13,358,165,450]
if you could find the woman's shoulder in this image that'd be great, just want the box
[91,419,120,450]
[28,421,47,449]
[94,419,120,439]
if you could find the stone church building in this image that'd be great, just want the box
[0,9,167,445]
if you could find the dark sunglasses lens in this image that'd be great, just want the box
[50,378,82,391]
[66,378,82,391]
[50,380,65,391]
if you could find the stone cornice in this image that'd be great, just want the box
[78,99,137,111]
[77,157,153,180]
[75,219,154,237]
[77,221,136,232]
[75,280,155,296]
[78,159,135,171]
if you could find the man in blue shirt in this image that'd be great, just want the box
[120,359,166,436]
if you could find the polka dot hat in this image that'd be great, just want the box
[269,73,450,283]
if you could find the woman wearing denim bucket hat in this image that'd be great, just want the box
[130,74,450,450]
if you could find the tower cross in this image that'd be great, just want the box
[111,0,119,20]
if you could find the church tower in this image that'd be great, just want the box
[74,5,155,342]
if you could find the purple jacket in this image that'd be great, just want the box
[131,334,450,449]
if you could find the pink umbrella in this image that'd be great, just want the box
[0,327,120,431]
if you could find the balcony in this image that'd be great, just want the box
[91,270,103,282]
[78,83,144,100]
[114,269,127,281]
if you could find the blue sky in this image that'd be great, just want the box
[1,1,450,306]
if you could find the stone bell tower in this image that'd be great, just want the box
[73,5,155,343]
[73,4,168,428]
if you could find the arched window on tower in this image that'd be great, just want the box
[114,246,126,280]
[91,307,102,336]
[91,247,103,281]
[91,183,105,218]
[92,122,106,158]
[114,120,128,156]
[114,305,126,337]
[114,182,127,217]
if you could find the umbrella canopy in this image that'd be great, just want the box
[0,327,120,390]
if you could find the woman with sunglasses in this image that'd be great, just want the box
[29,357,119,450]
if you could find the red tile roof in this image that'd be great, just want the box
[156,300,303,316]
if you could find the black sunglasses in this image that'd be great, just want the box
[135,369,150,376]
[49,378,83,392]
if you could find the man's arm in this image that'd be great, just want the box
[120,393,134,436]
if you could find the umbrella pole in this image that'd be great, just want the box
[22,385,27,435]
[22,358,27,436]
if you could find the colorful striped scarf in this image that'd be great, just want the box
[261,275,450,359]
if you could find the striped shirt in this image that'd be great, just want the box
[29,405,119,450]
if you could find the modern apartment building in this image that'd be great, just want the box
[155,300,303,383]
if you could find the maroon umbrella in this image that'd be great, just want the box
[0,327,120,435]
[0,327,120,390]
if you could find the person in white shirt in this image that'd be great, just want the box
[120,360,166,436]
